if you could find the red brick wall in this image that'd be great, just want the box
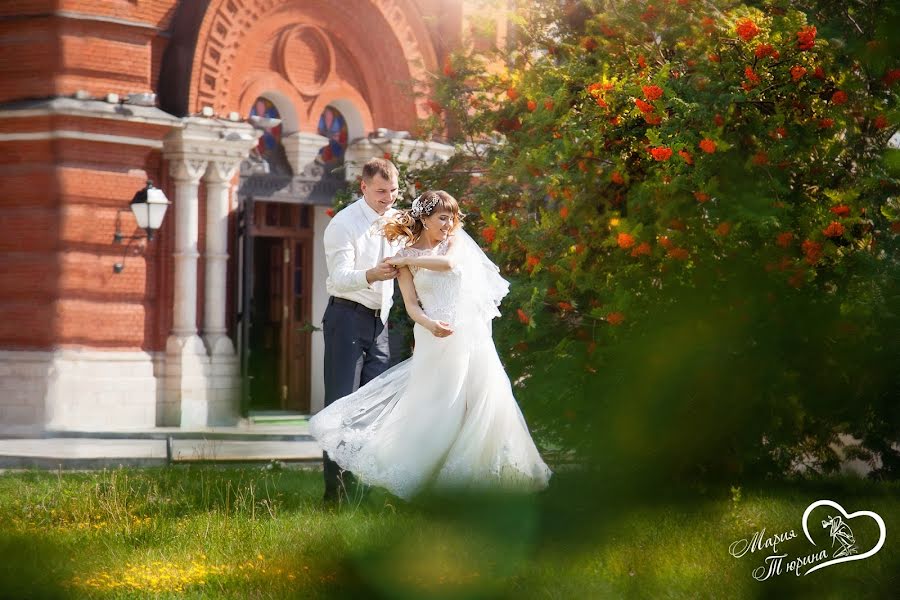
[0,114,171,351]
[0,134,60,349]
[0,18,59,102]
[0,1,54,16]
[0,1,178,26]
[53,138,166,350]
[57,20,154,93]
[0,0,463,357]
[0,1,180,104]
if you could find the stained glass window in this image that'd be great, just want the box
[316,106,348,169]
[249,97,283,155]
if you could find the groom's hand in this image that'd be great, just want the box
[386,255,408,267]
[366,258,399,283]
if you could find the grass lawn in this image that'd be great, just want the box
[0,466,896,599]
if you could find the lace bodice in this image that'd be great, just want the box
[397,239,461,324]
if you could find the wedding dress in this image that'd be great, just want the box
[309,229,551,500]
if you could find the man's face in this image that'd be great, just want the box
[360,173,398,215]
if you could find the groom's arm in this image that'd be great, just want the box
[323,223,369,293]
[324,222,395,291]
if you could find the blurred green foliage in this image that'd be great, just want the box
[406,0,900,484]
[2,468,898,599]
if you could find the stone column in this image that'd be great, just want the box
[161,118,260,428]
[203,160,238,356]
[202,159,241,426]
[170,158,206,337]
[157,117,259,428]
[162,156,209,428]
[282,132,329,175]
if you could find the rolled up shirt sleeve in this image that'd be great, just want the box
[324,222,371,293]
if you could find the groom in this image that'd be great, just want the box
[320,157,400,503]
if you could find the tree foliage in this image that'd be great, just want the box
[409,0,900,482]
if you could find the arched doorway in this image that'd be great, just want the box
[243,201,314,413]
[241,96,315,413]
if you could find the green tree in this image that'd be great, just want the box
[411,0,900,483]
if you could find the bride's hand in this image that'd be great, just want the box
[429,320,453,338]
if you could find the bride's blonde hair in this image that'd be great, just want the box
[383,190,465,246]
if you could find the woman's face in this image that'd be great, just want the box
[422,209,455,242]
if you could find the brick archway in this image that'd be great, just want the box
[239,76,303,133]
[308,91,373,141]
[188,0,437,132]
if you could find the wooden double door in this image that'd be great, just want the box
[242,201,314,413]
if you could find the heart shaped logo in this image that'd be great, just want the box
[801,499,886,575]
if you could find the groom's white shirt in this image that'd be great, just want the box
[323,197,398,320]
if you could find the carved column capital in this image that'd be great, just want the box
[168,158,207,183]
[204,159,240,184]
[282,132,329,176]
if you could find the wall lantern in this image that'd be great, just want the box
[112,180,170,273]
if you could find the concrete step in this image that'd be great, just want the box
[0,433,323,470]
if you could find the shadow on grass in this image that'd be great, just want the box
[0,534,74,599]
[1,468,896,599]
[284,471,899,599]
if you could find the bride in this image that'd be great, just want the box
[309,190,551,500]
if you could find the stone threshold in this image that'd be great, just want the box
[0,435,323,470]
[0,418,313,442]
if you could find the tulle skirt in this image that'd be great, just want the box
[309,323,552,500]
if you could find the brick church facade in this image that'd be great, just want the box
[0,0,491,431]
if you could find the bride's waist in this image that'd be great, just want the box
[418,302,454,319]
[414,315,493,337]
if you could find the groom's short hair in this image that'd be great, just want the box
[361,157,398,182]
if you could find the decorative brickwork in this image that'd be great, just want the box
[0,0,470,429]
[190,0,436,129]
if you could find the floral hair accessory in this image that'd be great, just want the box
[410,193,440,219]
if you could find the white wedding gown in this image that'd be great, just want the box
[309,230,551,500]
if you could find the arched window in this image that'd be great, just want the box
[249,97,283,155]
[316,106,348,169]
[248,97,293,175]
